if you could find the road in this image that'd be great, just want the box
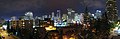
[0,30,19,39]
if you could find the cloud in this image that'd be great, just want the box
[0,0,44,12]
[80,0,105,8]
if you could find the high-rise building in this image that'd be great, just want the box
[95,10,102,19]
[79,13,84,23]
[52,12,55,18]
[35,16,41,27]
[51,12,55,20]
[74,13,79,22]
[44,15,48,18]
[106,0,118,21]
[35,16,41,20]
[48,15,51,18]
[10,16,17,35]
[17,20,33,39]
[57,10,62,24]
[67,8,75,23]
[10,20,18,35]
[19,16,25,20]
[24,12,34,20]
[57,10,61,18]
[42,16,45,20]
[11,16,16,20]
[62,14,68,21]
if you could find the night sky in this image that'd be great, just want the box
[0,0,120,20]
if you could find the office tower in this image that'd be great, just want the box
[44,15,48,18]
[18,20,33,39]
[11,16,16,20]
[106,0,118,21]
[35,16,40,27]
[62,14,68,21]
[10,16,17,35]
[42,16,45,20]
[57,10,61,18]
[57,10,61,20]
[35,16,41,20]
[56,13,59,18]
[52,12,55,18]
[48,15,51,18]
[74,13,79,22]
[25,12,34,20]
[67,8,75,23]
[51,12,55,20]
[19,16,25,20]
[80,13,84,23]
[57,10,62,24]
[95,10,102,19]
[10,19,18,35]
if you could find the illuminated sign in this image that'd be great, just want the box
[54,22,67,27]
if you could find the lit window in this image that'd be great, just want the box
[23,22,25,24]
[34,32,36,33]
[35,29,37,31]
[29,22,30,23]
[23,25,25,26]
[110,4,112,6]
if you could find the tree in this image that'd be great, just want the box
[93,19,111,39]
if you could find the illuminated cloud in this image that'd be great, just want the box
[80,0,105,8]
[0,0,44,12]
[0,0,119,18]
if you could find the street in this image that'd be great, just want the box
[0,29,19,39]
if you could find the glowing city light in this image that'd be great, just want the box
[45,26,56,31]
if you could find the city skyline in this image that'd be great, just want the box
[0,0,120,39]
[0,0,120,20]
